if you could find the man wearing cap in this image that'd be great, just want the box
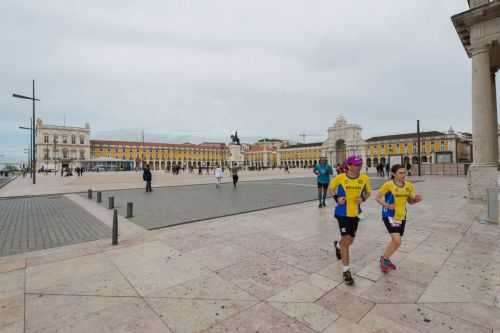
[313,155,333,208]
[328,155,372,285]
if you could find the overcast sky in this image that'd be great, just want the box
[0,1,479,163]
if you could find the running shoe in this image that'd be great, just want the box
[379,256,390,273]
[318,203,323,208]
[343,270,354,285]
[334,241,341,260]
[385,258,397,270]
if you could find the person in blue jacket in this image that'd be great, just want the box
[313,155,333,208]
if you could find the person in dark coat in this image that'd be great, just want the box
[143,164,153,192]
[231,163,240,188]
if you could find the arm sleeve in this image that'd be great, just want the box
[329,176,339,192]
[378,182,390,195]
[364,175,372,193]
[408,183,416,199]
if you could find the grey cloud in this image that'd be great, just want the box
[0,0,479,163]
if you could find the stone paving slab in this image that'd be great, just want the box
[87,177,385,229]
[0,176,498,333]
[0,196,111,257]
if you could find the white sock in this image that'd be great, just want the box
[336,241,341,250]
[342,265,350,273]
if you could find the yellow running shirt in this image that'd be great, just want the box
[329,173,372,218]
[378,180,416,221]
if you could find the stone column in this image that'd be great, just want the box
[468,46,499,200]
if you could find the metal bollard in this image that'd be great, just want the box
[87,189,92,199]
[96,191,102,203]
[481,188,499,224]
[126,202,133,218]
[108,196,114,209]
[112,208,118,245]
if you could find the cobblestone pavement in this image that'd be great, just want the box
[88,177,386,229]
[0,196,111,257]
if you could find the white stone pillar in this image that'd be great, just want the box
[468,47,499,200]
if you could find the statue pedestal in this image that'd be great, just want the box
[229,144,244,166]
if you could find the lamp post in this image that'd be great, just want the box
[417,120,421,177]
[19,120,32,177]
[13,80,40,184]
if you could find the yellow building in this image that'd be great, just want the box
[365,130,472,167]
[277,142,323,168]
[244,138,287,168]
[245,145,278,168]
[90,140,228,170]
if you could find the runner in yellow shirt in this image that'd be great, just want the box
[328,155,371,285]
[375,164,422,273]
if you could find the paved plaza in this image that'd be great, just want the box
[0,196,111,257]
[0,169,317,198]
[0,176,499,332]
[88,177,385,229]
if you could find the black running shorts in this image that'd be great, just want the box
[383,217,406,236]
[317,183,328,190]
[335,215,360,237]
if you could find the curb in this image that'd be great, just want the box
[0,176,16,190]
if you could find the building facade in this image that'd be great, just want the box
[36,119,91,170]
[322,115,365,167]
[274,116,472,170]
[245,145,277,168]
[277,142,323,168]
[365,128,473,168]
[90,140,228,170]
[452,0,500,199]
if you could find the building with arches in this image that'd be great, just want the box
[365,129,472,169]
[322,115,365,167]
[90,140,228,170]
[276,115,472,170]
[277,142,323,168]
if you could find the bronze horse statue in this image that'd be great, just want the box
[230,131,240,145]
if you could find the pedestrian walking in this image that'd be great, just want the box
[143,164,153,192]
[385,163,390,179]
[215,165,224,188]
[406,162,412,176]
[328,155,372,285]
[231,163,240,188]
[313,155,333,208]
[375,164,422,273]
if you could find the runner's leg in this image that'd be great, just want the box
[340,235,353,267]
[317,184,323,207]
[383,233,401,259]
[322,184,328,206]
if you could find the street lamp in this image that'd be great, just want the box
[19,121,32,177]
[13,80,40,184]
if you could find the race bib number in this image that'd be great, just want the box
[388,217,402,226]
